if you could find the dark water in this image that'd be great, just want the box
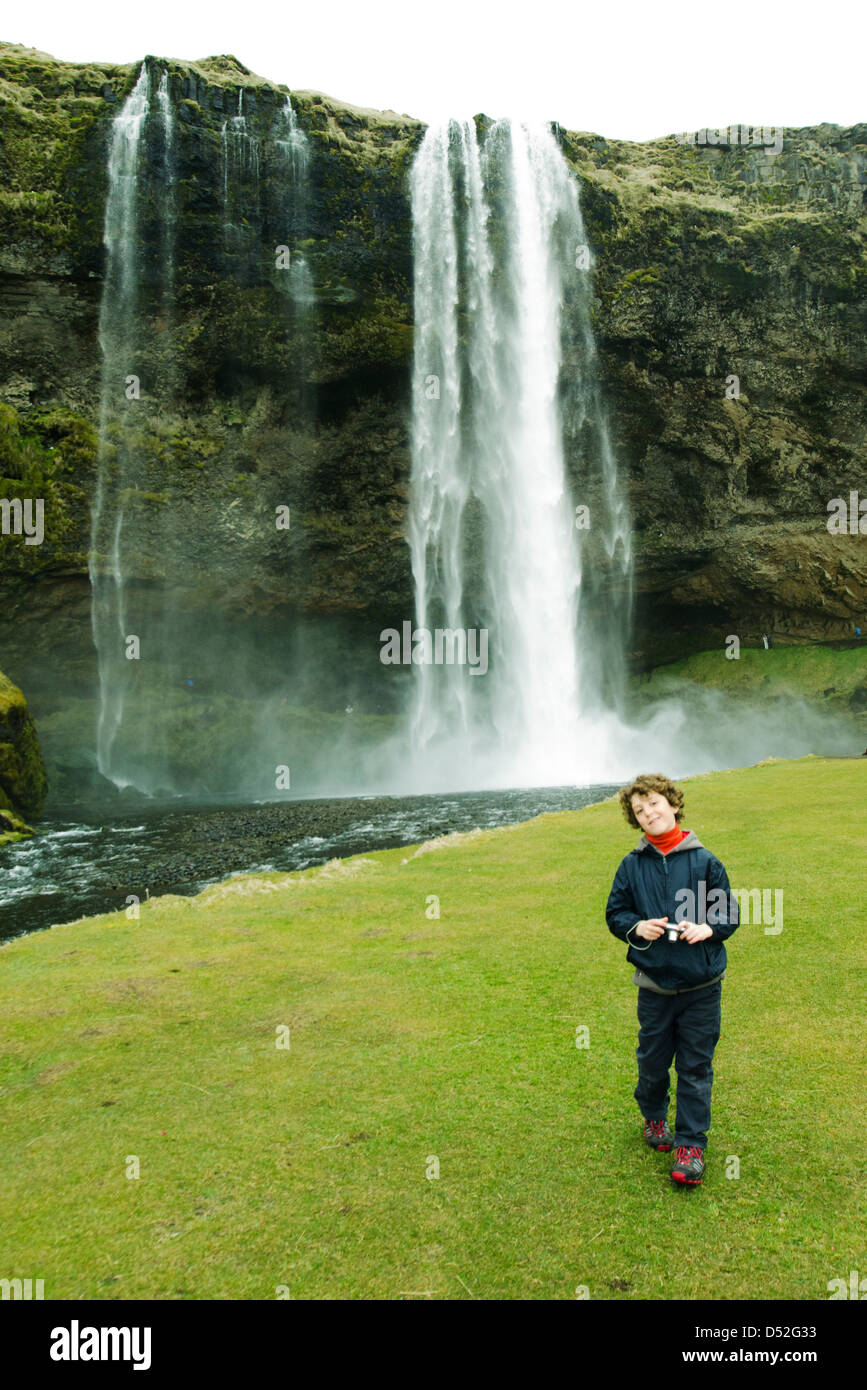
[0,783,619,943]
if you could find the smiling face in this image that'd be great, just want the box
[630,790,677,836]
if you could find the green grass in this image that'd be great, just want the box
[639,645,867,720]
[2,755,865,1300]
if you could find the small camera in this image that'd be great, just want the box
[664,923,681,944]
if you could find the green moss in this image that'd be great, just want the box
[609,266,661,304]
[623,267,659,287]
[0,797,36,842]
[756,184,791,206]
[0,668,48,819]
[388,141,417,186]
[0,403,88,573]
[0,45,128,264]
[28,409,99,476]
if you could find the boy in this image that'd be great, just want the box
[605,773,738,1187]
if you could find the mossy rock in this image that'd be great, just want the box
[0,668,48,819]
[0,805,36,844]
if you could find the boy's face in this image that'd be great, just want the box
[630,790,677,835]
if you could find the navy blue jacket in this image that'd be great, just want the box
[606,830,739,991]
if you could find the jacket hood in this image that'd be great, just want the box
[635,829,705,855]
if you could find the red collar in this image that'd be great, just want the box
[645,824,689,854]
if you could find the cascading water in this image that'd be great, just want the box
[88,65,151,785]
[272,97,315,307]
[404,117,633,790]
[90,66,317,796]
[155,70,176,291]
[221,88,261,257]
[89,62,182,792]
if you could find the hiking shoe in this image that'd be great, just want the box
[670,1145,705,1186]
[643,1118,675,1152]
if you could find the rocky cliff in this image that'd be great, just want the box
[0,42,864,795]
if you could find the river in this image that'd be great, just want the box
[0,782,620,943]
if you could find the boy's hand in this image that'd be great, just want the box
[634,917,669,941]
[679,921,714,943]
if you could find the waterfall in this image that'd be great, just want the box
[155,70,177,299]
[221,88,261,256]
[404,118,632,790]
[90,70,317,795]
[89,65,151,785]
[271,97,315,307]
[89,63,182,790]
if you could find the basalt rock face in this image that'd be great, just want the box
[566,124,867,666]
[0,41,865,712]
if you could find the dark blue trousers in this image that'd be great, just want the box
[633,979,722,1149]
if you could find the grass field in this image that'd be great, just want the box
[2,755,865,1300]
[637,645,867,734]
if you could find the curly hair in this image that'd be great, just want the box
[619,773,685,829]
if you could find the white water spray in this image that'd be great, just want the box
[403,118,632,790]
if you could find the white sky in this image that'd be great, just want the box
[9,0,864,140]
